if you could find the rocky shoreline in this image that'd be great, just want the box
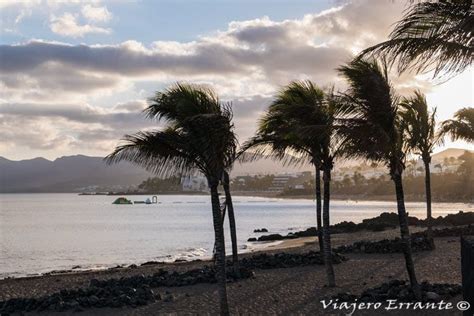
[248,211,473,242]
[0,251,346,314]
[0,266,257,314]
[0,229,464,315]
[1,211,471,314]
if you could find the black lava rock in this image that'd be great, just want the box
[335,235,434,254]
[331,280,462,303]
[234,251,346,270]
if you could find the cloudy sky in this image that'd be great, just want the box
[1,0,472,161]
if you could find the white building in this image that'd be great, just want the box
[181,176,208,192]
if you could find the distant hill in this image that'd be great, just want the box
[431,148,472,163]
[0,155,151,193]
[0,148,471,193]
[0,154,314,192]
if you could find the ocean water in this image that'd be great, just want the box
[0,194,472,279]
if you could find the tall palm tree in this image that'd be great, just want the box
[106,83,237,315]
[338,58,422,298]
[440,107,474,142]
[147,84,241,275]
[360,0,473,78]
[400,91,439,246]
[243,81,342,287]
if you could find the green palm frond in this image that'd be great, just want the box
[360,0,473,77]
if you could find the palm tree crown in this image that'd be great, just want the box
[337,58,405,174]
[244,81,342,166]
[400,91,439,163]
[440,107,474,142]
[106,83,237,184]
[360,0,473,78]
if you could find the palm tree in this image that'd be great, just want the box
[106,83,237,315]
[243,81,342,287]
[360,0,473,78]
[222,171,240,277]
[440,107,474,142]
[338,58,422,298]
[400,91,439,246]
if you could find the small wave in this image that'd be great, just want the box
[157,247,210,263]
[243,240,284,253]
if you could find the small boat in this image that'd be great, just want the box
[112,197,133,205]
[133,196,158,205]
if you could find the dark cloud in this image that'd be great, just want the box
[0,102,154,130]
[0,0,407,99]
[0,41,250,75]
[1,0,420,155]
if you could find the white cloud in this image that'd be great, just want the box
[81,4,112,23]
[3,0,461,157]
[49,13,111,37]
[5,0,413,101]
[0,0,41,9]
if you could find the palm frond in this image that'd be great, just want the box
[145,83,221,123]
[440,107,474,142]
[244,80,344,169]
[107,83,238,183]
[399,90,440,160]
[359,0,473,77]
[105,129,202,178]
[337,58,406,171]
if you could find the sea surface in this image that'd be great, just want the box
[0,193,472,279]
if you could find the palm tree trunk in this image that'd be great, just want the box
[211,202,226,262]
[315,166,323,252]
[322,168,335,287]
[223,171,240,277]
[210,182,230,316]
[423,158,435,248]
[392,172,422,299]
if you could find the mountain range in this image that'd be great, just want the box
[0,148,470,193]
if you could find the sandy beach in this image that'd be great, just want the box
[1,227,464,315]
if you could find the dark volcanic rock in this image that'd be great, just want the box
[424,211,474,227]
[248,211,473,243]
[254,228,269,233]
[234,251,347,270]
[140,261,160,266]
[331,280,462,303]
[247,212,421,242]
[257,233,296,242]
[413,224,474,238]
[335,235,434,254]
[0,265,253,314]
[0,251,348,314]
